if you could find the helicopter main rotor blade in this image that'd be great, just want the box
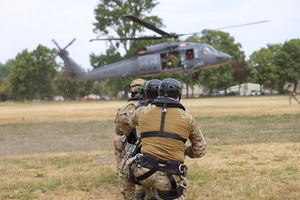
[90,36,168,42]
[122,14,170,36]
[212,20,271,31]
[180,20,271,36]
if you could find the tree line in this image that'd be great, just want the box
[1,0,299,101]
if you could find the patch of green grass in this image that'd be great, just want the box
[260,169,267,175]
[0,133,4,141]
[34,173,45,178]
[255,162,265,165]
[217,169,228,174]
[226,160,248,166]
[285,166,298,172]
[2,191,36,200]
[233,149,247,155]
[46,155,90,167]
[195,114,300,145]
[272,155,289,162]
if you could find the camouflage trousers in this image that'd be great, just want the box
[289,93,300,104]
[114,137,147,199]
[119,157,186,200]
[113,135,124,174]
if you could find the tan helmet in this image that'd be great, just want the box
[130,78,147,94]
[288,83,292,86]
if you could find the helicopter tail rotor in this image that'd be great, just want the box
[47,38,76,64]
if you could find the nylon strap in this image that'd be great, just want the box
[135,165,159,182]
[159,103,167,133]
[141,131,187,144]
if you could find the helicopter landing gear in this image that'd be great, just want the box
[183,70,190,77]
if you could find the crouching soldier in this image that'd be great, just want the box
[121,79,162,200]
[114,78,147,175]
[287,83,300,104]
[119,78,207,200]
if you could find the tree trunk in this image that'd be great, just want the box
[209,88,213,97]
[191,88,194,98]
[260,82,262,93]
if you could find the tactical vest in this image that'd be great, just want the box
[138,98,190,163]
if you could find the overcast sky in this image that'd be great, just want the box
[1,0,299,71]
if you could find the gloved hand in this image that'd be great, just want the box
[127,128,137,144]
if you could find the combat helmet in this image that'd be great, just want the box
[158,78,182,99]
[130,78,147,97]
[145,79,161,100]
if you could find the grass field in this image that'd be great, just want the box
[0,95,300,199]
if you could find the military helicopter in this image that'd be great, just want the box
[49,14,269,80]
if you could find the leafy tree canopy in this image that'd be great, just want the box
[9,45,58,101]
[274,39,300,87]
[248,47,278,90]
[93,0,164,53]
[0,60,13,79]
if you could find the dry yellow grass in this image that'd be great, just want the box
[1,95,299,124]
[0,95,299,199]
[0,143,299,199]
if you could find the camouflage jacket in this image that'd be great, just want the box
[287,86,294,93]
[129,104,207,159]
[114,98,141,136]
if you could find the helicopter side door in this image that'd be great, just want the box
[182,48,199,69]
[137,54,161,75]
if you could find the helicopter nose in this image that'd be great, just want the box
[216,53,231,63]
[222,53,231,63]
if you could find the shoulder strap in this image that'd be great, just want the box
[141,103,187,144]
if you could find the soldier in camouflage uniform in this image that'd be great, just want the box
[119,78,206,200]
[287,83,300,104]
[114,78,147,175]
[120,79,162,200]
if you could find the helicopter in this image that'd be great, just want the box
[49,14,269,81]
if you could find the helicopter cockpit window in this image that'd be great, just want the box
[209,46,219,53]
[202,46,212,55]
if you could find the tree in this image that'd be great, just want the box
[232,60,251,94]
[191,30,245,95]
[93,0,164,53]
[9,45,57,101]
[248,47,279,92]
[53,72,80,100]
[274,39,300,92]
[0,60,13,80]
[0,78,10,101]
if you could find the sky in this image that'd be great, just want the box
[0,0,299,71]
